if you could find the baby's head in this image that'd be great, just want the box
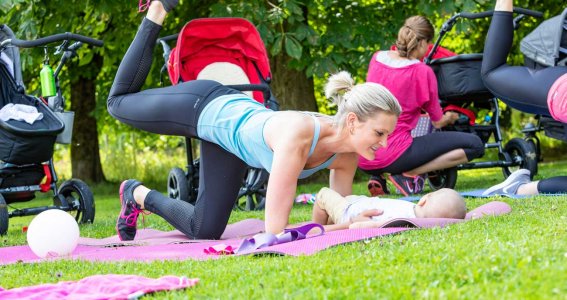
[414,188,466,219]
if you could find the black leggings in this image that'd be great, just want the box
[363,131,485,175]
[107,18,248,239]
[481,11,567,116]
[537,176,567,194]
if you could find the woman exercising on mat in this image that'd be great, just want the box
[107,0,402,240]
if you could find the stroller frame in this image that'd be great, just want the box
[157,18,279,211]
[0,24,102,235]
[423,8,543,189]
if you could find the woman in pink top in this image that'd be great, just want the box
[360,16,485,196]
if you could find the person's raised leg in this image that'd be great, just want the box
[109,1,167,98]
[481,0,514,76]
[106,0,226,137]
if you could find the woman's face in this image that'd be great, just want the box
[350,111,397,160]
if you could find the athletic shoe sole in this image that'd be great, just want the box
[116,180,129,241]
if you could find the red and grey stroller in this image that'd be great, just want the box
[0,24,102,234]
[157,18,278,210]
[422,8,544,189]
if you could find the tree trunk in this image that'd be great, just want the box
[269,54,318,112]
[68,55,105,183]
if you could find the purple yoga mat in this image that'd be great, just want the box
[0,201,511,265]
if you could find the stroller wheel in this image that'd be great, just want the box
[0,194,8,235]
[234,168,268,211]
[502,138,538,179]
[57,179,95,224]
[167,167,191,203]
[427,167,458,191]
[235,188,266,211]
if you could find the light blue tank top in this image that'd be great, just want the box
[197,95,337,179]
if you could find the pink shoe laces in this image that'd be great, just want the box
[122,205,151,227]
[138,0,150,12]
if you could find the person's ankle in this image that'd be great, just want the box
[133,186,150,209]
[495,0,513,12]
[146,1,168,24]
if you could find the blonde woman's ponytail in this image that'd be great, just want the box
[324,71,402,131]
[324,71,355,108]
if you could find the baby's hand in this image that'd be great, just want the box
[350,209,383,223]
[349,220,386,229]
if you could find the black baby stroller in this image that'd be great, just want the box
[0,24,103,235]
[423,8,544,190]
[519,8,567,161]
[157,18,279,211]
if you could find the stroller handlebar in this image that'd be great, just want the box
[459,7,543,20]
[0,30,103,48]
[512,7,543,18]
[426,7,543,63]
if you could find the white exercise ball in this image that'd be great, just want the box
[26,209,80,258]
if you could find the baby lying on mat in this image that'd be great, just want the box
[312,187,467,229]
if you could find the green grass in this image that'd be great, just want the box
[1,163,566,299]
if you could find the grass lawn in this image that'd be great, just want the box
[1,163,566,299]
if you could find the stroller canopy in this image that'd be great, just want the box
[0,25,25,91]
[168,18,272,103]
[520,8,567,67]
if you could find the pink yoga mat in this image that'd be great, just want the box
[78,219,266,247]
[0,201,511,265]
[0,228,410,265]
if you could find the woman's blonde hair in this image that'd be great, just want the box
[395,16,434,58]
[324,71,401,130]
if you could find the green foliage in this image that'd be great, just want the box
[2,0,567,176]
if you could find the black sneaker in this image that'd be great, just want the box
[138,0,179,13]
[116,179,145,241]
[367,175,390,196]
[388,174,426,196]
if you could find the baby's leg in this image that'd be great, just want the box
[312,201,330,225]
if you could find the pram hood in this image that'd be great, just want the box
[168,18,272,103]
[520,8,567,67]
[0,25,25,91]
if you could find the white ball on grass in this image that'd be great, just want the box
[26,209,80,258]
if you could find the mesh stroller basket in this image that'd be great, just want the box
[429,53,494,102]
[0,62,64,165]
